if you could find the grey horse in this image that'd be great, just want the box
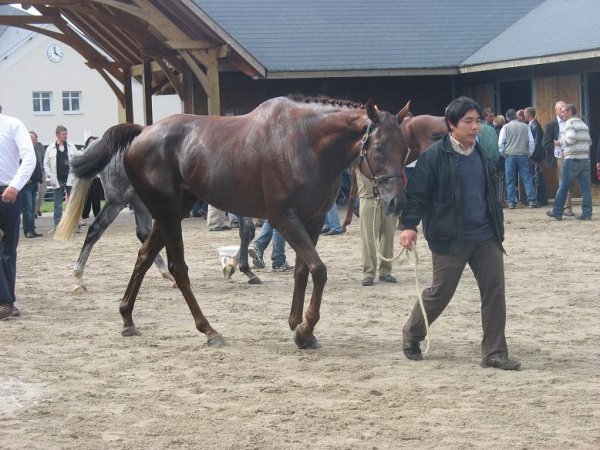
[71,146,175,293]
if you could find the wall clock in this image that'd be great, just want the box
[47,44,64,63]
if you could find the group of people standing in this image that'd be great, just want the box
[487,101,593,220]
[18,126,102,238]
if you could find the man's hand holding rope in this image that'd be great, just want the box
[399,228,417,249]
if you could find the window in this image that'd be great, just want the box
[32,91,52,114]
[62,91,81,113]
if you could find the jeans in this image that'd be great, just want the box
[0,187,21,305]
[53,184,72,225]
[323,203,343,232]
[505,155,536,205]
[191,199,206,217]
[552,158,592,219]
[254,220,287,267]
[20,182,38,234]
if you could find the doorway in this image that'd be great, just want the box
[498,79,532,114]
[587,71,600,183]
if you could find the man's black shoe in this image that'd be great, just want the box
[361,277,373,286]
[379,274,397,283]
[481,355,521,370]
[403,340,422,361]
[25,232,42,238]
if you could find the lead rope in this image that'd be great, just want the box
[372,197,431,353]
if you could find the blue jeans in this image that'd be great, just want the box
[20,182,38,234]
[323,203,343,232]
[254,220,287,267]
[505,155,536,205]
[53,184,71,225]
[0,187,21,305]
[552,158,592,219]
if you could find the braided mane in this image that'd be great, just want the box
[288,94,365,110]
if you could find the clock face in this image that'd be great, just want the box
[47,44,64,63]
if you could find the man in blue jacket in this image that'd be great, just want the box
[398,96,520,370]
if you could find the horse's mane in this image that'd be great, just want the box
[287,94,365,110]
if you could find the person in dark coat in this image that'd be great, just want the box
[399,96,520,371]
[524,106,547,206]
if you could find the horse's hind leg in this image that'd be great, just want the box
[238,217,261,284]
[157,215,225,346]
[73,201,125,293]
[130,199,176,287]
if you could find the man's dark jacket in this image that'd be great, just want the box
[401,134,504,255]
[542,118,559,167]
[529,119,545,162]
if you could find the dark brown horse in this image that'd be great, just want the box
[61,96,411,349]
[343,114,448,226]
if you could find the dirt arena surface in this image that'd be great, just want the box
[2,204,599,449]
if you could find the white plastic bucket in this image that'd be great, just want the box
[217,245,239,280]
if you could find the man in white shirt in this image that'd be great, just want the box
[0,106,36,319]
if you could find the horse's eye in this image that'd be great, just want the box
[373,143,382,152]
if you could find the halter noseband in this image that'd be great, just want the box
[358,120,405,199]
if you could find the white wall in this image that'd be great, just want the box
[0,30,181,146]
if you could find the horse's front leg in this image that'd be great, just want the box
[237,216,261,284]
[120,222,165,337]
[277,216,327,349]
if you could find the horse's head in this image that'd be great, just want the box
[358,99,411,216]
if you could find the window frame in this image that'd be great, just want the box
[62,91,82,115]
[32,91,53,115]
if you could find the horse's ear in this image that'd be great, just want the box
[366,99,380,124]
[397,100,411,121]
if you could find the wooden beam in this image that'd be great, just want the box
[97,68,125,107]
[165,40,215,51]
[155,58,183,99]
[0,16,57,25]
[205,49,221,116]
[142,60,154,125]
[131,61,163,76]
[123,67,134,123]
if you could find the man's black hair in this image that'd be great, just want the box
[445,96,483,128]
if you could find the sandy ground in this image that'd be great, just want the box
[1,203,599,449]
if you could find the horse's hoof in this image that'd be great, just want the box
[293,329,321,349]
[207,335,227,347]
[121,326,141,337]
[73,285,88,294]
[162,273,177,288]
[247,276,262,285]
[223,264,236,280]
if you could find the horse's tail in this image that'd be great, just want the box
[54,123,143,241]
[71,123,144,179]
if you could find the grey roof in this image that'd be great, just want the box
[0,5,27,39]
[191,0,547,74]
[463,0,600,67]
[0,6,34,58]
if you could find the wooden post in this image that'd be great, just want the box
[142,60,154,125]
[122,67,134,123]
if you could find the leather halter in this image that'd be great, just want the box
[357,120,405,199]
